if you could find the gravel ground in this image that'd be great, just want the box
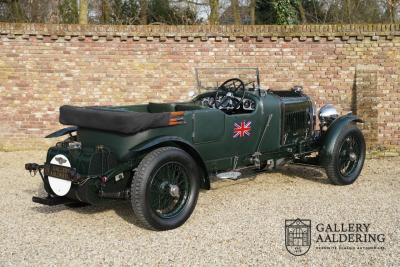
[0,151,399,266]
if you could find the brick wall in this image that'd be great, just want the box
[0,23,399,151]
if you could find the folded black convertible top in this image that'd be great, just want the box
[59,105,170,134]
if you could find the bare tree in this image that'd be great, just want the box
[9,0,25,22]
[79,0,88,24]
[250,0,256,24]
[101,0,110,23]
[297,0,306,24]
[345,0,352,23]
[386,0,399,22]
[139,0,147,24]
[231,0,240,24]
[209,0,219,24]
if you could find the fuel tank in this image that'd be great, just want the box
[44,141,120,204]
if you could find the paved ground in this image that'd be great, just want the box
[0,151,399,266]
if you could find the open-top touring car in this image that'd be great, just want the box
[25,68,365,230]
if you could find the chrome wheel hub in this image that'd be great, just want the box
[169,184,180,198]
[349,152,357,161]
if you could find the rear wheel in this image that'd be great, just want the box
[131,147,200,230]
[324,124,366,185]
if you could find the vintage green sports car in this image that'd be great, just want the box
[25,68,366,230]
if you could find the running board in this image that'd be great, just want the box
[216,171,242,180]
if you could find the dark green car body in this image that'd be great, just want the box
[26,70,365,229]
[39,89,358,204]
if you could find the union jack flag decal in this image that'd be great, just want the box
[233,121,252,138]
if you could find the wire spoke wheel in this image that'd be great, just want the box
[149,162,190,219]
[131,147,200,230]
[338,135,360,176]
[323,124,366,185]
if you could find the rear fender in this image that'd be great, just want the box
[319,114,364,164]
[45,126,78,138]
[128,136,210,190]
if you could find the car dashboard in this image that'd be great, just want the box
[198,95,256,112]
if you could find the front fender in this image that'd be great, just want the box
[127,136,210,189]
[319,114,364,164]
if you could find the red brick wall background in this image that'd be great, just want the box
[0,23,399,151]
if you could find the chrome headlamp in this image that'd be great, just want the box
[318,104,339,127]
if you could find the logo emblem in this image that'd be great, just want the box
[233,121,251,138]
[285,219,311,256]
[55,156,67,165]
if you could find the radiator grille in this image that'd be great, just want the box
[284,111,307,133]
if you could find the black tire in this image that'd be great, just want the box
[131,147,200,230]
[323,124,366,185]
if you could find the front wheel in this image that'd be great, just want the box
[324,124,366,185]
[131,147,200,230]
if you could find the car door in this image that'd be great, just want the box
[223,103,263,158]
[193,95,263,171]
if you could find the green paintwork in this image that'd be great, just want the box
[193,110,225,143]
[319,114,363,165]
[149,162,190,218]
[40,88,361,204]
[77,91,284,171]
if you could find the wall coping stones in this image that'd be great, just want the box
[0,23,399,41]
